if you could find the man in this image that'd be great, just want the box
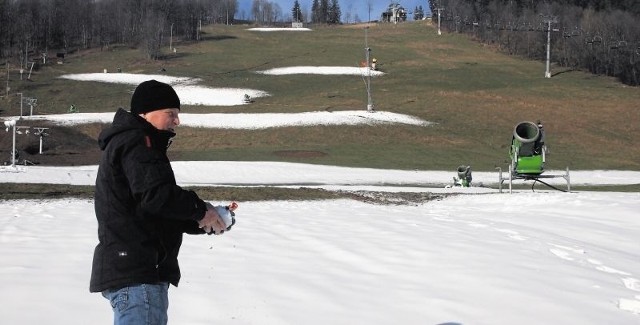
[90,80,226,324]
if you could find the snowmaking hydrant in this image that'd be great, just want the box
[453,165,473,187]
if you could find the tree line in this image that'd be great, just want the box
[429,0,640,86]
[250,0,284,25]
[310,0,341,24]
[250,0,342,26]
[0,0,238,65]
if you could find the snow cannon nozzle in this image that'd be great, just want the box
[513,121,540,144]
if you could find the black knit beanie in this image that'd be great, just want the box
[130,80,180,115]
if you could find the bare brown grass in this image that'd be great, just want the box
[1,21,639,172]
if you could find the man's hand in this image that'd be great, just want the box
[198,207,227,235]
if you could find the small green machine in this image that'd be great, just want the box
[498,121,570,192]
[453,165,472,187]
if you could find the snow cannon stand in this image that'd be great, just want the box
[498,121,570,193]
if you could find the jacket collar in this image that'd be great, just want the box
[99,108,176,151]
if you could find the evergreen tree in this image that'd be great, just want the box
[320,0,329,23]
[311,0,320,23]
[328,0,341,24]
[292,0,303,22]
[414,6,424,20]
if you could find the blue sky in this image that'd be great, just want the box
[236,0,432,22]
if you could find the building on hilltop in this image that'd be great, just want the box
[381,2,408,23]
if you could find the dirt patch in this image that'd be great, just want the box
[340,190,450,205]
[273,150,328,158]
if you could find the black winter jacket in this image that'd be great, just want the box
[90,108,207,293]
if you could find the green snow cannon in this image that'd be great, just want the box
[509,121,546,175]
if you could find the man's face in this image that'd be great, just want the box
[142,108,180,132]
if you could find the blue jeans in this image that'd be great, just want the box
[102,283,169,325]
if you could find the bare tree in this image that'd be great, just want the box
[435,0,640,86]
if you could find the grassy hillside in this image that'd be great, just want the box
[2,21,639,171]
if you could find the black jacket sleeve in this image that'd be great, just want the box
[121,138,207,222]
